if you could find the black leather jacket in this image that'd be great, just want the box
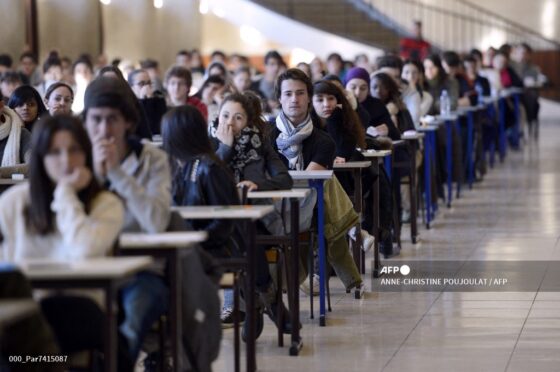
[172,154,246,257]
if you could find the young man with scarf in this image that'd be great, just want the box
[270,68,364,293]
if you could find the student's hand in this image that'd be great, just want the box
[140,84,154,99]
[91,132,108,177]
[216,120,234,147]
[61,166,92,192]
[237,180,258,191]
[92,133,119,177]
[375,124,389,136]
[334,157,346,164]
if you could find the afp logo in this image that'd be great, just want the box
[380,264,411,275]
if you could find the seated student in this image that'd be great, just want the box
[18,51,41,87]
[371,72,416,134]
[312,80,375,251]
[72,55,95,113]
[0,71,23,103]
[376,55,422,127]
[127,68,167,136]
[35,51,63,98]
[0,114,129,370]
[371,72,416,230]
[83,77,171,365]
[97,66,153,140]
[402,59,433,122]
[212,91,294,325]
[344,67,400,139]
[442,51,477,107]
[43,82,74,116]
[165,66,208,120]
[195,75,228,127]
[270,68,363,292]
[464,55,491,98]
[0,90,32,166]
[423,54,460,115]
[8,85,47,132]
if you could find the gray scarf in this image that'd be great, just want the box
[275,111,313,170]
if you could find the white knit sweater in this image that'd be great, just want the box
[0,182,124,261]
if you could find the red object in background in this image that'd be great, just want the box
[399,38,431,61]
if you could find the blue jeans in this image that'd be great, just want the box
[223,289,234,310]
[119,271,169,359]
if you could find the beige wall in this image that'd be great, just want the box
[0,0,27,61]
[37,0,101,61]
[101,0,202,70]
[200,13,286,57]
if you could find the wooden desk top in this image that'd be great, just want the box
[19,256,154,281]
[288,170,333,180]
[119,231,207,248]
[247,189,311,199]
[171,205,274,220]
[333,161,372,169]
[361,149,392,158]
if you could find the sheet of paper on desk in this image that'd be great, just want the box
[366,126,379,137]
[403,130,417,136]
[25,262,72,271]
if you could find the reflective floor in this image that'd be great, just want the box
[214,100,560,372]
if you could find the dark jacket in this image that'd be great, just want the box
[214,137,293,191]
[171,154,245,256]
[138,95,167,135]
[324,107,359,161]
[360,96,401,140]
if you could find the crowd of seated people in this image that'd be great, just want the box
[0,40,545,371]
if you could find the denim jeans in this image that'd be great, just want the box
[222,288,234,310]
[119,271,169,359]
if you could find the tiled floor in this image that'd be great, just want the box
[214,100,560,372]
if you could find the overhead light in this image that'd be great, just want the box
[290,48,315,66]
[212,6,225,18]
[154,0,163,9]
[199,0,209,14]
[240,25,263,47]
[100,0,111,5]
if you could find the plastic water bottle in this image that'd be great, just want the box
[440,89,450,117]
[475,84,484,105]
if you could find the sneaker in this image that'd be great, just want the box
[264,300,301,334]
[348,226,358,240]
[241,307,264,342]
[361,230,375,252]
[401,210,411,224]
[299,274,320,296]
[221,307,245,329]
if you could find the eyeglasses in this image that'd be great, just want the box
[135,80,152,87]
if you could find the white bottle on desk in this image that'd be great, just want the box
[440,89,451,117]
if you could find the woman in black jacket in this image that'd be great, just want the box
[162,104,291,337]
[311,80,375,252]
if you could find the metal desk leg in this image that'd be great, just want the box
[499,97,506,162]
[169,252,182,372]
[410,141,418,243]
[446,120,453,208]
[423,134,432,229]
[311,180,327,327]
[467,111,474,189]
[289,198,302,355]
[104,282,117,372]
[512,93,521,148]
[372,160,382,278]
[246,221,257,372]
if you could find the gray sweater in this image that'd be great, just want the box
[106,142,171,233]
